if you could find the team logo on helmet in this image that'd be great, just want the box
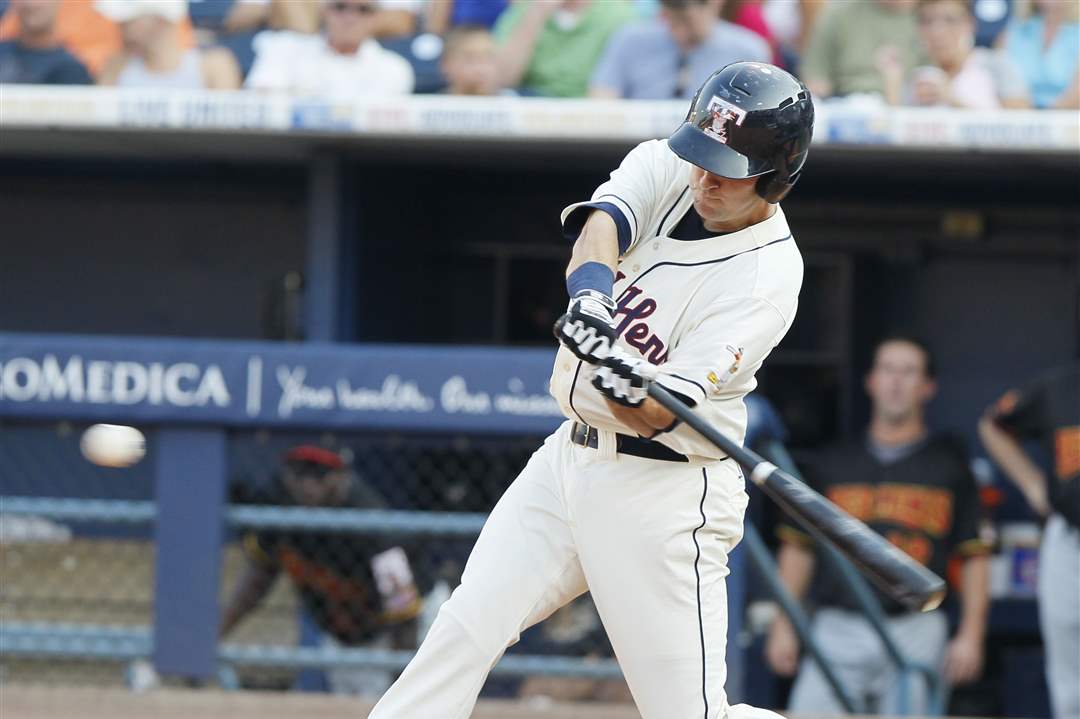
[703,95,747,145]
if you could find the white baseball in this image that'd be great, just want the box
[80,424,146,468]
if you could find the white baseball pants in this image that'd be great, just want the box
[369,421,777,719]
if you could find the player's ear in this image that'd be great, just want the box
[920,378,938,403]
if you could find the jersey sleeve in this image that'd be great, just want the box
[949,454,991,558]
[244,32,292,90]
[987,378,1048,440]
[242,531,279,569]
[560,139,678,256]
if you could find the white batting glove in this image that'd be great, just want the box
[554,290,618,364]
[591,346,659,407]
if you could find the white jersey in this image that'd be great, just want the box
[550,138,804,462]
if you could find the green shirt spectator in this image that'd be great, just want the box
[800,0,923,99]
[494,0,635,97]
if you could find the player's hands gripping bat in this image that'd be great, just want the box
[646,382,947,613]
[554,290,618,363]
[591,347,658,407]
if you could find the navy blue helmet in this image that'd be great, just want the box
[668,62,814,203]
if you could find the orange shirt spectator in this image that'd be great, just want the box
[0,0,193,78]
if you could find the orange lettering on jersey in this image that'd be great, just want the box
[827,485,875,520]
[1055,426,1080,481]
[826,484,953,537]
[875,484,953,537]
[885,530,933,566]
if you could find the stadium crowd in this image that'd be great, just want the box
[1,0,1078,108]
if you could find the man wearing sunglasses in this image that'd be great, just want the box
[245,0,414,98]
[220,445,423,696]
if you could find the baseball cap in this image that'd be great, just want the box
[283,445,345,470]
[95,0,189,23]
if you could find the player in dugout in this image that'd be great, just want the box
[766,334,991,715]
[979,363,1080,719]
[220,445,423,696]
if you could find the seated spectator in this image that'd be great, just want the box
[494,0,635,97]
[441,24,503,96]
[800,0,923,99]
[244,0,414,97]
[219,0,320,34]
[0,0,124,78]
[590,0,769,100]
[880,0,1028,109]
[762,0,827,67]
[1001,0,1079,108]
[425,0,508,35]
[96,0,241,89]
[721,0,780,63]
[0,0,91,84]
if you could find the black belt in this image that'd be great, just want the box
[570,422,688,463]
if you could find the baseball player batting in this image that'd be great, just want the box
[370,62,814,719]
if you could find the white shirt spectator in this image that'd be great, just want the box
[245,30,414,98]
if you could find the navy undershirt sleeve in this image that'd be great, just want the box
[562,202,633,254]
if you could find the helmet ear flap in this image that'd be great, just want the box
[756,170,799,203]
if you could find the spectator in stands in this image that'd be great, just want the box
[0,0,129,79]
[200,0,420,37]
[979,364,1080,719]
[425,0,508,35]
[96,0,241,89]
[589,0,770,100]
[765,335,991,715]
[1001,0,1079,108]
[800,0,923,100]
[493,0,635,97]
[0,0,91,84]
[761,0,827,68]
[880,0,1029,109]
[244,0,414,97]
[221,445,424,695]
[441,24,502,96]
[720,0,780,63]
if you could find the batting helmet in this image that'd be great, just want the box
[668,62,814,203]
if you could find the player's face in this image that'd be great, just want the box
[661,0,719,50]
[282,463,348,506]
[689,165,768,229]
[442,33,500,96]
[13,0,61,35]
[917,1,974,65]
[865,341,937,423]
[323,0,377,48]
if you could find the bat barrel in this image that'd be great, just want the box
[646,383,947,613]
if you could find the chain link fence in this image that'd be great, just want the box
[0,420,627,701]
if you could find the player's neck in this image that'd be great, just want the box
[701,203,776,234]
[868,416,927,447]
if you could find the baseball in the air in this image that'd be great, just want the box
[80,424,146,468]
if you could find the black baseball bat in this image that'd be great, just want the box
[647,383,947,613]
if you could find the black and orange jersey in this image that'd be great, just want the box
[243,476,422,644]
[778,434,988,614]
[989,363,1080,529]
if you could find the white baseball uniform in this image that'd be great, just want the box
[369,139,803,719]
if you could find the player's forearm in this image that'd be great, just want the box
[956,555,990,641]
[606,397,675,437]
[978,416,1049,514]
[496,8,549,88]
[567,210,619,277]
[371,9,417,38]
[776,542,816,601]
[219,563,278,638]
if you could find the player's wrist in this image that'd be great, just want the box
[566,261,615,301]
